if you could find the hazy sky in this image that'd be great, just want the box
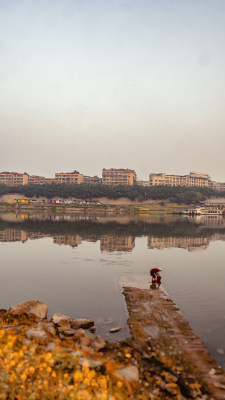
[1,0,225,180]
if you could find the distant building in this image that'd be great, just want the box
[136,180,149,187]
[28,175,55,185]
[55,171,83,184]
[83,175,101,184]
[0,172,29,186]
[211,181,225,191]
[102,168,137,185]
[149,171,211,188]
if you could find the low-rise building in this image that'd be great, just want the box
[102,168,137,185]
[0,172,29,186]
[83,175,101,184]
[211,181,225,191]
[149,171,211,188]
[28,175,55,185]
[136,180,149,186]
[55,171,83,184]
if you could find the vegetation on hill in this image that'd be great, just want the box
[0,183,224,204]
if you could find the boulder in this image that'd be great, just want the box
[25,327,49,345]
[74,328,92,347]
[0,309,7,317]
[71,319,94,330]
[43,342,56,352]
[63,330,76,337]
[115,366,139,382]
[91,335,106,351]
[89,326,97,333]
[37,320,56,337]
[8,300,48,320]
[52,313,72,331]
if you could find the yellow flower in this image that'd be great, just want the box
[21,373,27,382]
[51,371,56,378]
[47,366,52,373]
[45,352,53,361]
[30,347,35,353]
[117,381,123,388]
[18,350,24,358]
[29,366,35,374]
[73,371,83,383]
[64,373,69,379]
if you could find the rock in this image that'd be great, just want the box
[25,327,49,345]
[8,300,48,320]
[52,313,72,331]
[209,368,216,375]
[63,330,76,337]
[0,309,7,317]
[78,357,103,368]
[115,366,139,382]
[71,319,94,330]
[89,326,97,333]
[74,328,92,347]
[110,326,122,333]
[91,335,106,351]
[37,320,56,337]
[43,342,56,352]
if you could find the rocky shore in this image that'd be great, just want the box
[0,293,225,399]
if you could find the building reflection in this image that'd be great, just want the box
[100,235,135,252]
[148,233,225,251]
[148,236,209,251]
[0,229,46,243]
[53,234,82,248]
[2,226,225,252]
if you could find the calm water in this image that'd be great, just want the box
[1,212,225,369]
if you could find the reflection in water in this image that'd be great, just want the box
[148,236,210,251]
[54,234,82,248]
[100,236,135,252]
[1,213,225,252]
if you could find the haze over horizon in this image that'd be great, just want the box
[1,0,225,181]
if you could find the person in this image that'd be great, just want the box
[150,267,162,283]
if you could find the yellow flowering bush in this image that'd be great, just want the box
[0,323,146,400]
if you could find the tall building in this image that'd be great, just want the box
[102,168,137,185]
[0,172,29,186]
[55,171,83,184]
[149,171,211,188]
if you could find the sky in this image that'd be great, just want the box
[0,0,225,181]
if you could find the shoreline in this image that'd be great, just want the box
[1,288,225,399]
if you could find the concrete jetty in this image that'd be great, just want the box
[123,285,225,399]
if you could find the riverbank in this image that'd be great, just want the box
[1,290,225,399]
[0,200,186,217]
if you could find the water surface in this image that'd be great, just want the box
[1,212,225,369]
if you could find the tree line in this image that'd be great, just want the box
[0,182,224,204]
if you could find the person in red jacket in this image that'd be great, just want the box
[150,267,162,283]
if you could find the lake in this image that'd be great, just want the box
[1,211,225,370]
